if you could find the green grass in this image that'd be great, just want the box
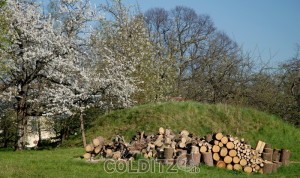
[0,147,299,178]
[65,102,300,161]
[2,102,300,177]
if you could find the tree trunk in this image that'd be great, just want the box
[37,117,42,147]
[80,110,87,148]
[3,124,8,148]
[15,84,28,150]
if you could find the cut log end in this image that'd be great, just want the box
[214,133,223,140]
[85,144,94,153]
[244,166,252,173]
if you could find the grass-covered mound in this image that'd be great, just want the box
[65,102,300,161]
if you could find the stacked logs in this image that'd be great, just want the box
[83,135,133,160]
[258,142,291,174]
[83,136,105,160]
[210,133,264,173]
[81,128,291,174]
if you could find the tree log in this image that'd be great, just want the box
[165,129,171,136]
[255,165,260,171]
[177,149,187,156]
[187,153,201,166]
[226,164,233,170]
[214,133,223,140]
[264,143,272,149]
[263,162,273,174]
[164,147,174,159]
[159,127,165,135]
[233,156,240,164]
[178,141,186,148]
[224,156,233,164]
[92,136,104,147]
[165,137,172,145]
[240,159,247,166]
[94,145,102,154]
[220,147,228,157]
[226,142,234,149]
[221,136,228,144]
[233,164,242,171]
[205,134,213,142]
[212,145,220,153]
[191,145,200,154]
[272,149,280,162]
[214,140,219,145]
[85,144,94,153]
[244,166,252,173]
[272,162,279,173]
[112,151,121,160]
[264,148,273,154]
[262,152,272,161]
[229,149,237,157]
[255,140,265,154]
[83,153,91,159]
[181,137,187,143]
[200,145,207,153]
[154,138,163,147]
[180,130,189,137]
[233,140,240,146]
[213,152,220,161]
[176,154,187,166]
[216,161,226,168]
[201,151,214,166]
[106,149,113,158]
[280,149,290,166]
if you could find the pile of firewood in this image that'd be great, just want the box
[82,128,291,174]
[83,135,133,160]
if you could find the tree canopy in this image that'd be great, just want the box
[0,0,299,149]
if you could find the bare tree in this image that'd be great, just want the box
[145,6,249,104]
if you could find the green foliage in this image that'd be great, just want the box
[93,0,176,104]
[0,0,5,8]
[0,108,16,148]
[0,0,11,74]
[0,0,9,46]
[64,102,300,161]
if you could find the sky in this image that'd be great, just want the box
[91,0,300,67]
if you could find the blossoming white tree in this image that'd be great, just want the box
[0,0,137,149]
[45,0,137,146]
[0,0,83,150]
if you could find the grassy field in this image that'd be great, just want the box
[1,102,300,177]
[65,102,300,161]
[0,147,299,178]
